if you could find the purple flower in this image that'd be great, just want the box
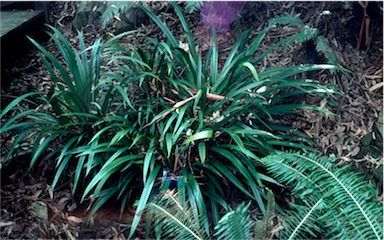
[201,1,245,33]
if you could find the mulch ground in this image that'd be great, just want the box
[1,2,382,239]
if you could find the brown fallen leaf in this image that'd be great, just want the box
[23,195,39,201]
[143,95,197,128]
[188,88,234,101]
[303,129,313,138]
[364,74,382,79]
[0,221,14,227]
[67,215,84,224]
[340,156,351,163]
[23,195,52,202]
[350,146,360,157]
[369,82,383,92]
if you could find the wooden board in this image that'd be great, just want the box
[0,10,44,38]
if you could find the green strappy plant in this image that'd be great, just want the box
[0,26,138,197]
[92,3,346,237]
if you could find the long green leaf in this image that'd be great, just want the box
[0,92,39,118]
[141,6,178,47]
[183,129,213,145]
[143,146,156,184]
[129,165,161,239]
[30,135,55,169]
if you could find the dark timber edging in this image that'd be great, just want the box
[0,2,49,88]
[0,10,44,40]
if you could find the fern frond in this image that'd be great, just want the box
[315,36,338,67]
[324,51,337,65]
[315,35,329,52]
[213,202,254,240]
[270,14,340,68]
[146,190,207,240]
[283,200,326,239]
[262,152,383,240]
[268,14,305,27]
[100,1,136,26]
[146,191,256,239]
[269,14,317,43]
[295,27,319,42]
[269,14,319,49]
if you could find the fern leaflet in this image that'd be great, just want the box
[100,1,136,26]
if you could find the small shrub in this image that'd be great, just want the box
[0,26,138,198]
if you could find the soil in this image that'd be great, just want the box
[1,2,383,239]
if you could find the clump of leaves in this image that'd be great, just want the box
[0,26,137,200]
[1,25,104,174]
